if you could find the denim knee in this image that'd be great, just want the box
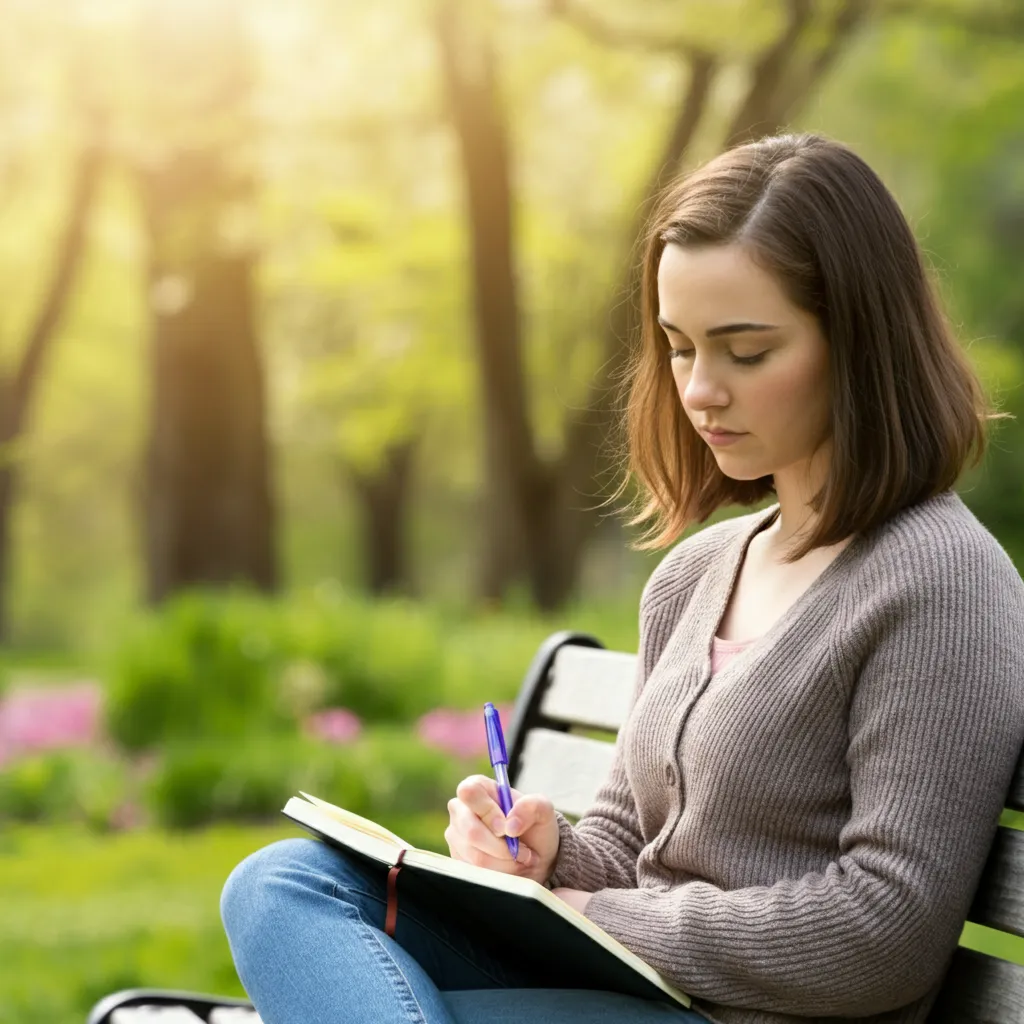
[221,837,331,944]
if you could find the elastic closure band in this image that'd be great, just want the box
[385,848,407,938]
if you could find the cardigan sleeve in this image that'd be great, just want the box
[581,538,1024,1017]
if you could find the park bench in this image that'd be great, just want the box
[87,630,1024,1024]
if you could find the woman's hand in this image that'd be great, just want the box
[444,774,560,886]
[551,887,594,915]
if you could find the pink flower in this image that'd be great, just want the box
[0,683,103,766]
[110,800,144,831]
[416,704,515,759]
[304,707,363,744]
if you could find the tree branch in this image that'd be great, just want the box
[648,51,718,199]
[885,0,1024,39]
[547,0,713,60]
[724,0,815,147]
[6,119,104,440]
[771,0,872,128]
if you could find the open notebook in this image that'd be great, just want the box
[283,793,691,1010]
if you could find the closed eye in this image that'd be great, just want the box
[669,349,766,367]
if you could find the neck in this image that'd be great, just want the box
[764,445,832,558]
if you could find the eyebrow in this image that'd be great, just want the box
[657,315,780,339]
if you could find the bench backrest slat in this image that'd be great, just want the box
[540,647,637,732]
[515,728,617,820]
[928,948,1024,1024]
[511,638,1024,1023]
[969,827,1024,939]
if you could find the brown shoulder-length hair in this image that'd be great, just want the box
[612,132,1009,562]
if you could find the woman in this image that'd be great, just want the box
[221,133,1024,1024]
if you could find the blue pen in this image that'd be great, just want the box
[483,702,519,860]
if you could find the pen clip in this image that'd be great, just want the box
[484,702,508,766]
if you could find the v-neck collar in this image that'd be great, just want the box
[691,502,867,680]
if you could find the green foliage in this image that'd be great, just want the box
[144,726,471,830]
[104,590,293,753]
[105,586,459,754]
[0,750,130,830]
[279,585,447,721]
[145,734,368,829]
[438,609,556,708]
[956,341,1024,568]
[107,585,651,757]
[347,723,484,817]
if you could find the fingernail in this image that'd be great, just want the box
[492,818,506,837]
[505,817,520,835]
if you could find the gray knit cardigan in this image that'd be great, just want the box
[548,489,1024,1024]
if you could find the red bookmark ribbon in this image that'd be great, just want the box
[384,848,407,938]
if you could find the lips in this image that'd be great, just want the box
[700,428,747,446]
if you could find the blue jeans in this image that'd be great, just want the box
[221,837,706,1024]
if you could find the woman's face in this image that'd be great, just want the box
[657,241,832,488]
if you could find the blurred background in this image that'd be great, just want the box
[0,1,1022,1021]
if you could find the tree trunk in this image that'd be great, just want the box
[0,464,17,642]
[436,0,541,603]
[347,440,417,596]
[0,130,102,640]
[135,2,276,604]
[138,149,276,603]
[436,2,719,609]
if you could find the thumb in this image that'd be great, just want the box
[504,793,547,836]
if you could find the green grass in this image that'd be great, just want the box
[0,816,448,1024]
[1,816,1021,1024]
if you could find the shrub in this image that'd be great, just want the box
[105,586,456,754]
[105,590,293,752]
[280,586,446,723]
[145,726,473,829]
[346,724,481,816]
[0,752,76,822]
[0,750,131,830]
[145,735,372,829]
[439,614,549,709]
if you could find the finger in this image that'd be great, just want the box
[513,841,535,868]
[455,774,526,809]
[445,821,535,871]
[443,824,463,861]
[449,795,517,860]
[455,775,512,837]
[501,792,552,836]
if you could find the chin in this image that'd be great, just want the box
[715,460,772,483]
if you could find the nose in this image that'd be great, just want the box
[679,355,730,414]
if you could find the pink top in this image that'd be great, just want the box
[711,633,757,674]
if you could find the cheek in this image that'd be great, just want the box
[761,355,831,436]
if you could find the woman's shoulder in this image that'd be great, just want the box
[850,488,1024,618]
[868,489,1019,577]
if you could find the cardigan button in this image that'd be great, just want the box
[665,763,676,786]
